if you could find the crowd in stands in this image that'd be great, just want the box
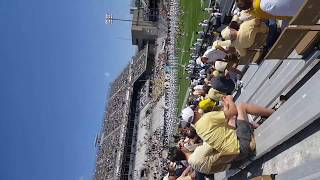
[108,66,130,96]
[137,80,151,110]
[150,37,168,103]
[132,47,148,82]
[94,129,122,180]
[103,109,125,135]
[95,46,150,179]
[106,87,127,117]
[143,127,167,179]
[161,0,307,179]
[162,0,180,147]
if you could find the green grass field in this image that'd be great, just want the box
[176,0,209,113]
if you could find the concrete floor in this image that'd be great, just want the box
[231,118,320,179]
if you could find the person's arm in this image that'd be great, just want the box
[222,95,238,120]
[180,166,192,176]
[180,146,192,159]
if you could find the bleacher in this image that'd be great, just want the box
[131,45,148,83]
[215,0,320,179]
[94,33,157,180]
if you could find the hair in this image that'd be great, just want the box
[203,84,210,94]
[201,56,208,63]
[168,147,186,161]
[186,126,197,139]
[229,21,240,31]
[173,135,181,143]
[236,0,253,10]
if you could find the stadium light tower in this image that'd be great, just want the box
[105,13,136,25]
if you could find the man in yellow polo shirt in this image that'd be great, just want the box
[179,95,274,174]
[217,18,268,57]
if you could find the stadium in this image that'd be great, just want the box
[94,0,320,180]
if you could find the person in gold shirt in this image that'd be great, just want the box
[179,96,274,174]
[217,18,269,57]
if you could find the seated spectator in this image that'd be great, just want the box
[168,146,205,180]
[235,0,305,20]
[179,96,275,174]
[205,88,225,102]
[210,76,235,95]
[201,47,227,65]
[181,142,233,174]
[232,10,255,24]
[218,18,269,57]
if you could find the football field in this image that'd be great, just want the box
[176,0,209,113]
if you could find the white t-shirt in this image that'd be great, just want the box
[193,85,204,91]
[260,0,305,17]
[202,48,226,64]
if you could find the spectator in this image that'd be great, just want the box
[179,96,274,174]
[201,48,227,65]
[218,18,269,56]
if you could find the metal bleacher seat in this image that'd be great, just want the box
[249,51,320,109]
[275,158,320,180]
[236,60,280,103]
[236,65,247,72]
[237,64,258,86]
[255,66,320,158]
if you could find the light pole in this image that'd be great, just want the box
[105,13,136,24]
[105,11,161,26]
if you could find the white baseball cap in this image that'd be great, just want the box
[215,61,228,72]
[180,107,194,128]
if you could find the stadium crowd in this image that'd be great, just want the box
[108,66,130,96]
[162,0,180,147]
[137,80,151,110]
[160,0,306,179]
[131,47,148,82]
[94,129,122,180]
[144,127,167,179]
[150,37,168,103]
[95,44,150,179]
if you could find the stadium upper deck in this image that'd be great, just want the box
[94,44,149,180]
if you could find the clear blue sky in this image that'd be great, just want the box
[0,0,135,180]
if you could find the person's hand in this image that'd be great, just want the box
[225,95,234,101]
[178,141,184,148]
[221,96,228,105]
[227,117,237,129]
[168,162,176,173]
[180,146,190,154]
[221,95,226,101]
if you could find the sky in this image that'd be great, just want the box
[0,0,135,179]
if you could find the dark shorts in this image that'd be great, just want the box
[235,120,253,161]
